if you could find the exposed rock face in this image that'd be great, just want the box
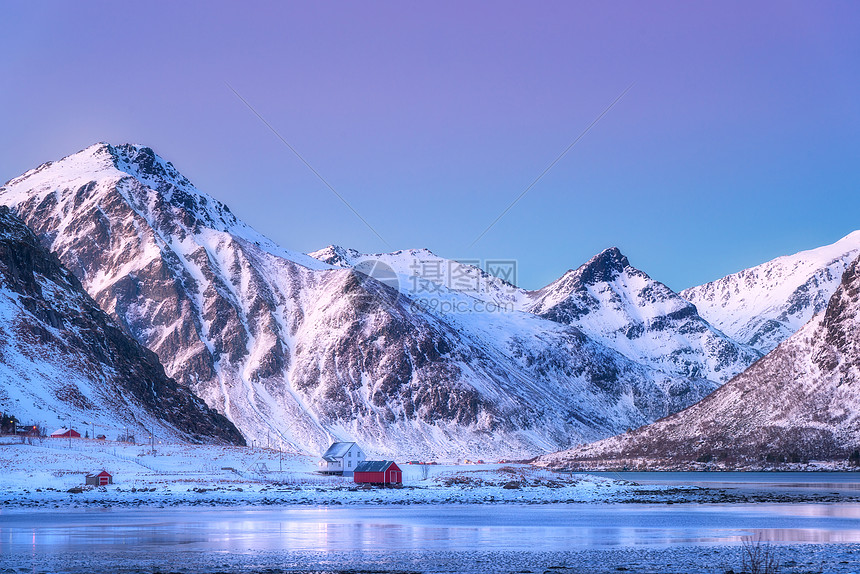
[0,143,746,458]
[538,256,860,469]
[681,232,860,354]
[312,244,760,387]
[0,205,243,444]
[526,247,761,385]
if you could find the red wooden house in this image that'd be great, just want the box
[85,470,113,486]
[50,428,81,438]
[353,460,402,485]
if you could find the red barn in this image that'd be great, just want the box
[85,470,113,486]
[50,428,81,438]
[353,461,402,485]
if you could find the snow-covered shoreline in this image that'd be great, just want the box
[0,438,698,509]
[4,439,859,509]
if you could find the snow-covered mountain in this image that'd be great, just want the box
[538,254,860,469]
[311,244,760,386]
[525,247,761,384]
[0,143,731,459]
[309,245,527,309]
[682,232,860,354]
[0,205,243,444]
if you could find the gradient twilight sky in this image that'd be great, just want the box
[1,1,858,290]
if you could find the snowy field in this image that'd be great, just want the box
[0,437,698,507]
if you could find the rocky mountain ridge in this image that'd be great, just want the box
[0,143,740,458]
[0,205,243,444]
[537,254,860,469]
[525,247,761,384]
[311,243,761,387]
[682,232,860,353]
[4,142,856,459]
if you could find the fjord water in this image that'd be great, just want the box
[3,504,860,552]
[3,474,860,573]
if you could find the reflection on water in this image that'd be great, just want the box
[2,504,860,554]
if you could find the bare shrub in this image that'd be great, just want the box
[741,535,780,574]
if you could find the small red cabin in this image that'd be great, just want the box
[353,461,402,485]
[85,470,113,486]
[50,428,81,438]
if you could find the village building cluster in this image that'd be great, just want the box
[3,418,405,488]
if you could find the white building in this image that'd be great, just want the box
[318,442,365,476]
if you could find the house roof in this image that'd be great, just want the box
[87,470,111,477]
[320,442,357,460]
[354,460,396,473]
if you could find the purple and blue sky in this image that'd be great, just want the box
[1,1,858,290]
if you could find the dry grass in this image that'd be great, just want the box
[741,535,780,574]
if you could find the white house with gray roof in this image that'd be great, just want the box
[318,441,365,476]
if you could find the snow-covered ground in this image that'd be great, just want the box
[0,437,704,508]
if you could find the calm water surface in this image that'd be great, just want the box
[4,474,860,572]
[2,503,860,553]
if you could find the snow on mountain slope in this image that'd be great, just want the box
[310,245,759,387]
[538,255,860,469]
[309,245,528,310]
[1,143,354,453]
[0,205,243,444]
[1,143,722,459]
[681,231,860,354]
[525,248,761,384]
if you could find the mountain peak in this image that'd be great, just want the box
[308,244,363,267]
[3,142,196,200]
[0,142,330,272]
[542,253,860,469]
[308,245,443,269]
[576,246,630,284]
[104,143,194,189]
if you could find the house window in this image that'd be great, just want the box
[348,461,351,468]
[348,451,352,457]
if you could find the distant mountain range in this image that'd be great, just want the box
[537,251,860,469]
[2,142,858,460]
